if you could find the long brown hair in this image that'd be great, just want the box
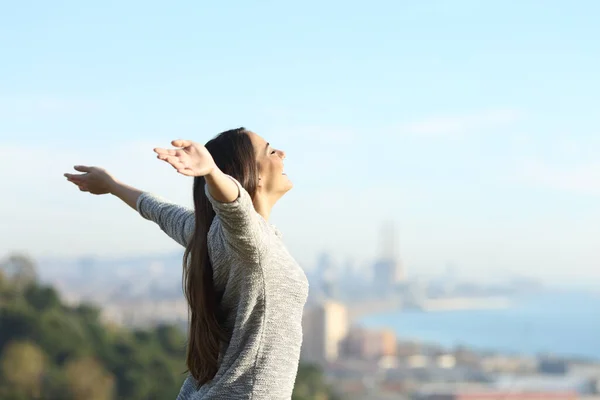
[183,127,259,385]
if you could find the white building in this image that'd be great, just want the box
[301,300,349,365]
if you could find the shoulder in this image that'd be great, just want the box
[208,215,275,260]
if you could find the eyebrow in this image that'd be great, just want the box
[265,142,270,154]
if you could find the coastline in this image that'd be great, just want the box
[356,291,600,361]
[347,295,512,321]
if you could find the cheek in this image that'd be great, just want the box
[258,159,283,185]
[257,160,276,181]
[266,159,282,174]
[275,158,284,171]
[257,160,269,175]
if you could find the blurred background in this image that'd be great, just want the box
[1,1,600,399]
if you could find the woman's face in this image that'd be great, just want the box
[247,131,292,197]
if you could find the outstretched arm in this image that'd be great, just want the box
[64,166,195,247]
[135,192,194,247]
[64,165,142,209]
[108,179,144,210]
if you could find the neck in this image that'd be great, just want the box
[253,193,279,221]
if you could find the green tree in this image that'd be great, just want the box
[0,340,47,398]
[75,303,101,322]
[293,364,340,400]
[24,284,61,312]
[155,323,186,356]
[35,308,90,364]
[0,305,39,351]
[64,356,115,400]
[42,367,72,400]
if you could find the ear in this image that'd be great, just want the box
[257,176,263,188]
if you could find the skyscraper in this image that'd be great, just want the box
[373,221,405,292]
[315,252,338,299]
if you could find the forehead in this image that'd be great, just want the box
[247,131,268,153]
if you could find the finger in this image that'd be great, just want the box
[65,174,85,182]
[157,154,186,169]
[153,148,178,156]
[156,153,180,163]
[171,139,192,148]
[74,165,92,173]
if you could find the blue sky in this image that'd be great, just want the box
[1,1,599,285]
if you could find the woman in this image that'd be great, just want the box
[64,128,309,399]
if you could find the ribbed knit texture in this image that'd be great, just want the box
[136,176,309,399]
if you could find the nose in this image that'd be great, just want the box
[278,149,286,160]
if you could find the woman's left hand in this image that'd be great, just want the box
[154,140,217,177]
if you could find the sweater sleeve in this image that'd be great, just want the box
[204,175,266,259]
[136,193,195,248]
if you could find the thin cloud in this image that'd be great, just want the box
[0,95,99,116]
[400,109,521,137]
[521,159,600,195]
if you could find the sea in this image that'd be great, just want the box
[359,290,600,360]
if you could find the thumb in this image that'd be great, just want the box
[74,165,92,172]
[171,139,192,148]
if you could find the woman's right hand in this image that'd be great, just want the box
[64,166,116,195]
[154,140,217,177]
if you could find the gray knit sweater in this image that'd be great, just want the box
[136,176,309,399]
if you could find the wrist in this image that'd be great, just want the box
[204,164,220,179]
[107,177,121,195]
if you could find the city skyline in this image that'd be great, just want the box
[2,1,600,285]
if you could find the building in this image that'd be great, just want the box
[301,300,349,365]
[315,252,338,299]
[538,358,570,375]
[373,222,405,293]
[481,355,537,374]
[343,327,397,360]
[415,390,578,400]
[374,259,404,288]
